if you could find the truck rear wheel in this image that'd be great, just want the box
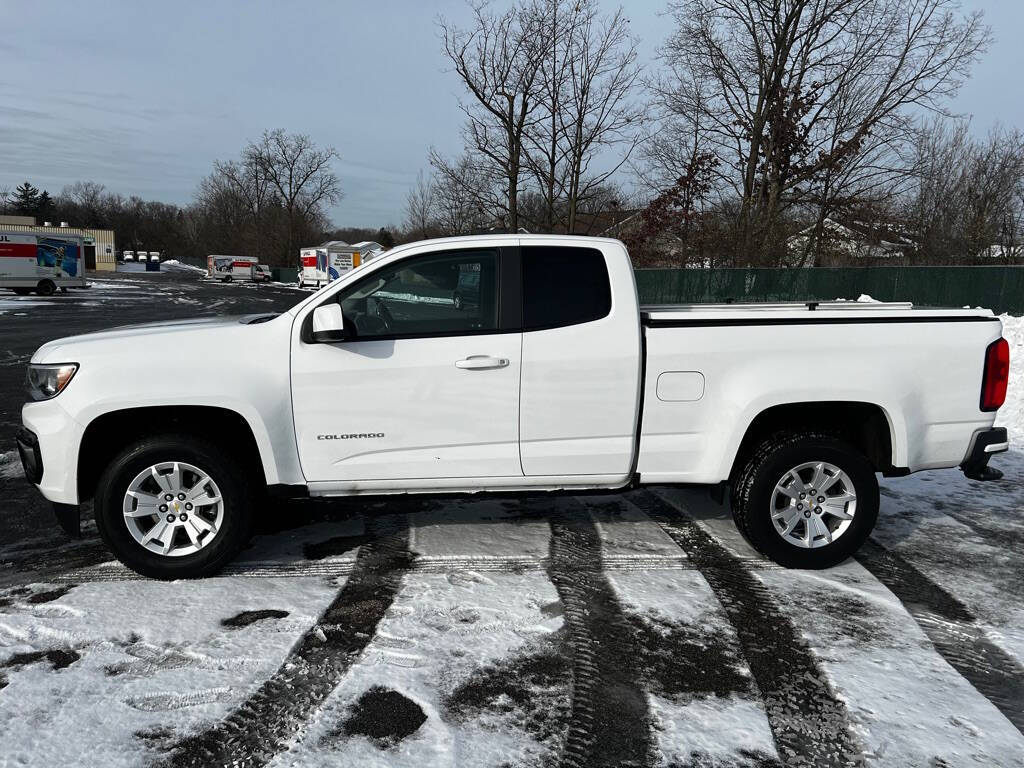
[94,434,254,579]
[37,279,56,296]
[730,431,879,569]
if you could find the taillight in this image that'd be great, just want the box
[981,337,1010,412]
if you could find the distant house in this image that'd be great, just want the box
[786,218,915,266]
[976,244,1023,260]
[350,240,387,260]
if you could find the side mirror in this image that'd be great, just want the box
[312,304,350,342]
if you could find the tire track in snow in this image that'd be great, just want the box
[857,538,1024,733]
[156,513,412,767]
[543,499,656,768]
[633,490,865,767]
[61,557,696,581]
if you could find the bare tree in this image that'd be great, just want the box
[403,170,437,240]
[440,1,552,231]
[655,0,991,264]
[250,129,341,260]
[60,181,109,227]
[904,118,1024,261]
[557,2,642,232]
[213,149,274,261]
[0,185,9,214]
[428,152,498,235]
[522,0,578,230]
[521,0,643,233]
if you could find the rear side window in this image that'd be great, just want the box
[522,246,611,331]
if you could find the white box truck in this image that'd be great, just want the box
[208,255,260,282]
[0,232,88,295]
[298,244,365,289]
[122,250,135,262]
[298,247,327,289]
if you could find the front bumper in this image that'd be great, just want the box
[15,426,82,537]
[961,427,1008,481]
[21,398,84,504]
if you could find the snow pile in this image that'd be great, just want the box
[996,314,1023,451]
[0,451,23,479]
[830,294,880,303]
[161,260,206,274]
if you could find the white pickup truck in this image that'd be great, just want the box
[18,235,1010,578]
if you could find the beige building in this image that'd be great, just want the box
[0,216,117,271]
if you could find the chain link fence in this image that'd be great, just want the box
[634,266,1024,315]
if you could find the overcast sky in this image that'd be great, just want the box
[3,0,1020,228]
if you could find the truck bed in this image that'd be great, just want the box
[637,299,1002,484]
[641,301,996,325]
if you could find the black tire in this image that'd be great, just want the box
[94,434,254,579]
[730,431,879,569]
[36,279,56,296]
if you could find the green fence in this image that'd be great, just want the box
[272,266,298,284]
[634,266,1024,315]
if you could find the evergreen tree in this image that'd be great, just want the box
[36,190,53,219]
[376,227,395,249]
[13,181,40,215]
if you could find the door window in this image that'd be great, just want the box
[522,246,611,330]
[336,250,499,338]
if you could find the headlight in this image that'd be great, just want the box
[25,363,79,401]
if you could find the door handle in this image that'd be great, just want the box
[455,355,510,370]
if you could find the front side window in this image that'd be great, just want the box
[336,249,499,338]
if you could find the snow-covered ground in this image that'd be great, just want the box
[2,454,1023,767]
[996,314,1023,445]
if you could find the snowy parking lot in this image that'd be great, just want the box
[1,271,1023,767]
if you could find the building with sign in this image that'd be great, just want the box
[0,216,117,271]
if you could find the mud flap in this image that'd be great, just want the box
[53,503,81,538]
[708,482,728,505]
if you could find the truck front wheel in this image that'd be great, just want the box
[37,279,56,296]
[94,434,254,579]
[730,432,879,569]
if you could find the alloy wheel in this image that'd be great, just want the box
[122,461,225,557]
[770,461,857,548]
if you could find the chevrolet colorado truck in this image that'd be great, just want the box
[18,235,1011,578]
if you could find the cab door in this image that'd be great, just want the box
[518,243,642,477]
[291,246,523,482]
